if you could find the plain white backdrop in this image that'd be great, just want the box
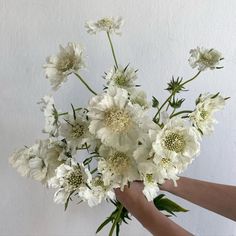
[1,0,236,235]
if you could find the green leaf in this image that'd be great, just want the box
[153,194,188,216]
[152,96,159,108]
[64,190,75,211]
[96,217,113,234]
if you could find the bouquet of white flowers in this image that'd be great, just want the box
[10,17,228,236]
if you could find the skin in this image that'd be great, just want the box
[115,178,236,235]
[115,182,193,236]
[160,177,236,221]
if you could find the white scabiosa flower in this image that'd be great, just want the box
[189,93,226,135]
[85,17,124,35]
[9,139,65,184]
[134,129,178,201]
[59,109,96,150]
[129,89,149,109]
[48,159,91,204]
[188,47,223,71]
[153,117,201,171]
[44,42,85,90]
[88,86,145,151]
[98,145,139,190]
[105,66,137,90]
[79,176,115,207]
[38,95,60,137]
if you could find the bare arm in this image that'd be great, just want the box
[160,177,236,221]
[115,182,193,236]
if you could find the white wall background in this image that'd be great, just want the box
[1,0,236,235]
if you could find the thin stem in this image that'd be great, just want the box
[107,32,118,68]
[153,93,173,122]
[181,70,201,86]
[58,108,82,116]
[109,204,123,236]
[170,110,192,118]
[74,73,97,95]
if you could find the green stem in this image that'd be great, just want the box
[109,204,123,236]
[74,73,97,95]
[107,32,118,68]
[153,93,173,122]
[58,108,82,116]
[181,70,201,86]
[170,110,192,118]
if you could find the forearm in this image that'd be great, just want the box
[115,186,193,236]
[163,177,236,221]
[125,201,192,236]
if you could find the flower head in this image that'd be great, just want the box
[10,139,65,184]
[38,95,60,137]
[189,47,223,71]
[48,159,91,204]
[44,42,85,90]
[153,117,201,171]
[85,17,124,35]
[98,145,139,190]
[105,65,137,89]
[59,109,96,150]
[88,86,145,151]
[189,93,226,135]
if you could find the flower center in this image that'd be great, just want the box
[115,75,127,86]
[163,132,185,153]
[57,54,75,72]
[66,167,83,190]
[161,158,172,168]
[71,123,84,138]
[146,173,154,183]
[200,110,208,120]
[93,176,104,187]
[97,18,114,29]
[106,151,130,173]
[104,108,131,133]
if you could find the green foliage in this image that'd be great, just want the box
[169,97,185,109]
[166,76,186,94]
[152,96,159,108]
[153,194,188,216]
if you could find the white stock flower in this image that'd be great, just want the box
[188,47,223,71]
[10,139,65,184]
[44,42,85,90]
[189,93,225,135]
[38,95,60,137]
[48,159,91,204]
[98,145,139,190]
[88,86,145,151]
[79,176,115,207]
[153,117,201,171]
[59,109,96,150]
[85,17,124,35]
[105,66,137,90]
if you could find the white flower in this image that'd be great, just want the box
[48,159,91,204]
[79,176,115,207]
[38,95,60,137]
[9,139,65,184]
[189,93,226,135]
[88,86,145,151]
[189,47,223,71]
[105,66,137,90]
[98,145,139,190]
[59,109,96,150]
[85,17,124,35]
[153,117,201,171]
[134,129,178,201]
[9,147,32,177]
[44,42,85,90]
[129,89,149,109]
